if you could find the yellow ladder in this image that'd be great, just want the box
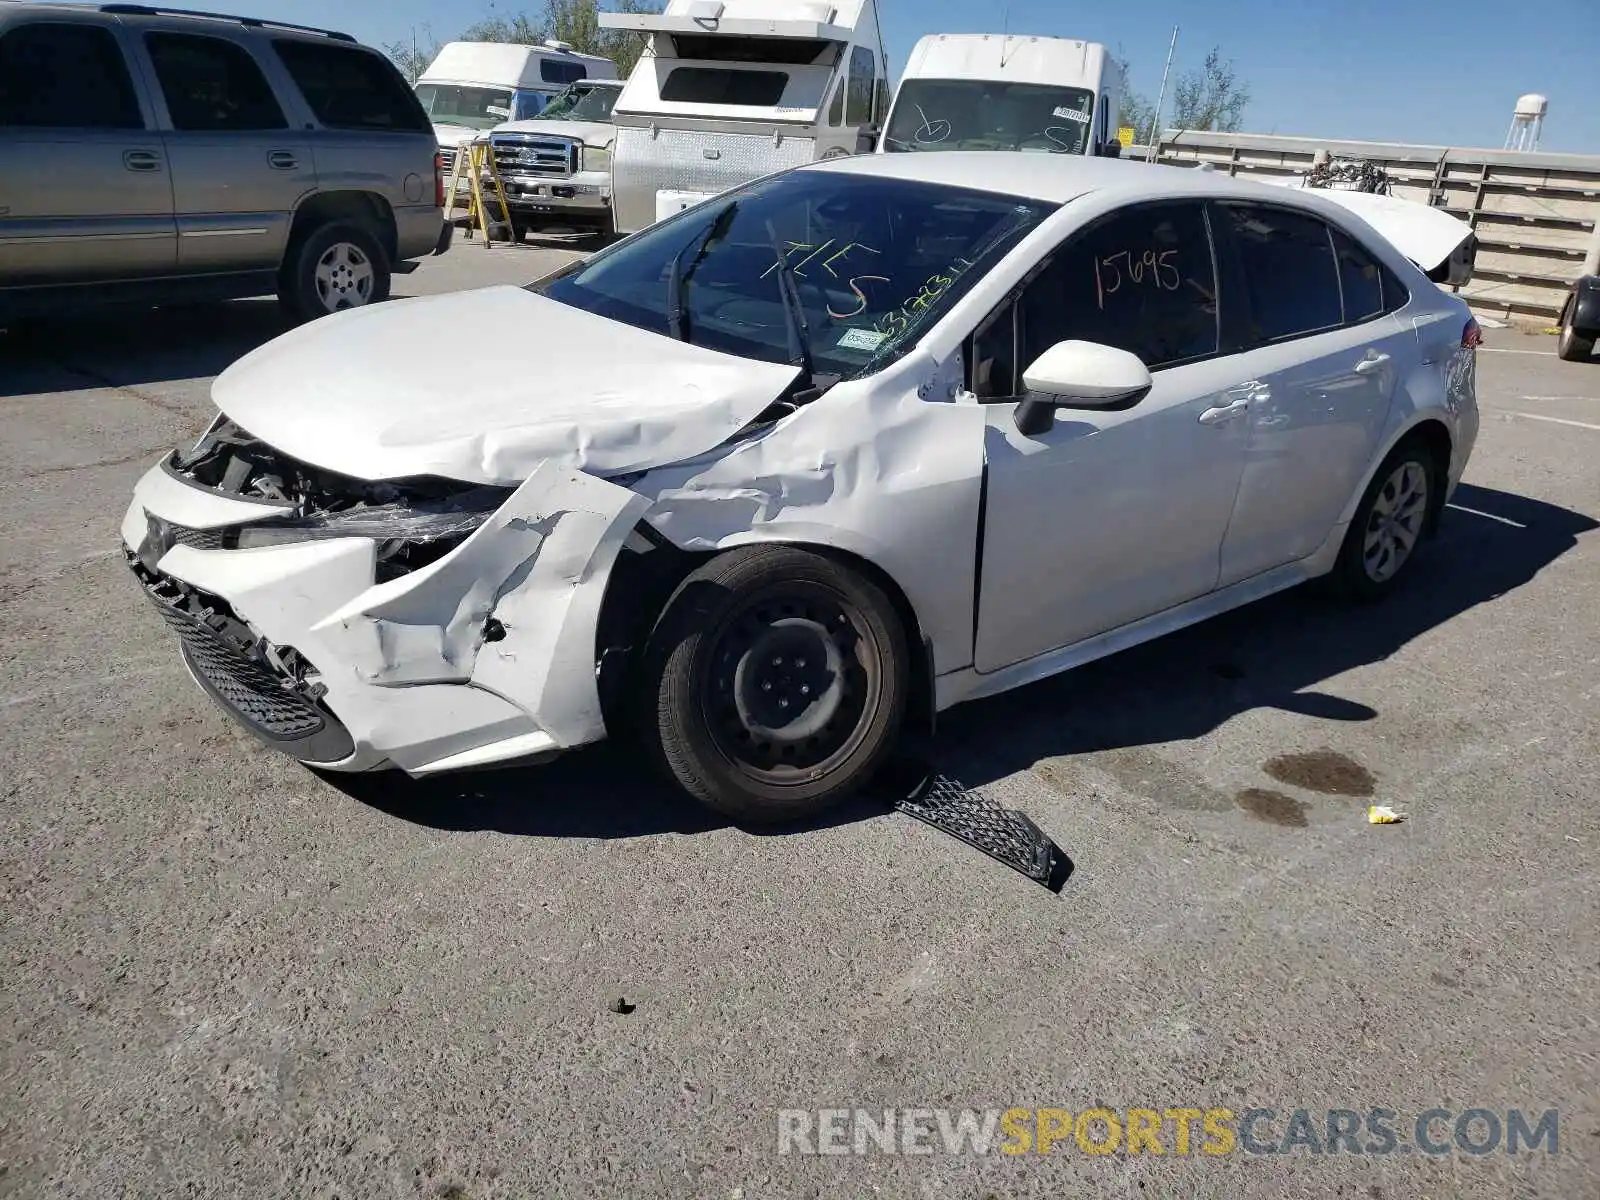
[444,137,515,248]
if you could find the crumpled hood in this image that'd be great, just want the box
[211,287,800,485]
[494,117,614,148]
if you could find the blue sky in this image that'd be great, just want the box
[85,0,1600,152]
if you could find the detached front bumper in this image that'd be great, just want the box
[121,457,647,775]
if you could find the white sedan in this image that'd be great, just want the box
[121,152,1481,825]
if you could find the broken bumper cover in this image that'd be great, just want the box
[120,456,648,775]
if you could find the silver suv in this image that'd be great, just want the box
[0,3,451,324]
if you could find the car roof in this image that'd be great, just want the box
[0,1,359,44]
[808,150,1323,208]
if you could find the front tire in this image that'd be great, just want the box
[278,221,390,323]
[638,545,909,826]
[1329,442,1438,602]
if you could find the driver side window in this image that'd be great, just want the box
[969,201,1220,397]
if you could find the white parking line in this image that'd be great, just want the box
[1479,347,1555,356]
[1522,395,1600,404]
[1503,410,1600,432]
[1447,504,1527,528]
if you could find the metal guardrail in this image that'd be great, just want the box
[1142,130,1600,324]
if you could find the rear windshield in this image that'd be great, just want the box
[272,39,431,133]
[661,67,787,106]
[414,83,513,129]
[884,79,1096,154]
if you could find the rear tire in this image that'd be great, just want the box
[1557,302,1595,363]
[1328,441,1438,603]
[277,221,390,324]
[637,545,909,826]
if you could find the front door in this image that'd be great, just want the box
[0,19,175,285]
[972,201,1253,672]
[135,28,312,273]
[1210,203,1403,585]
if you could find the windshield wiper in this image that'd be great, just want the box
[764,219,838,400]
[664,200,738,342]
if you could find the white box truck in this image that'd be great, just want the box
[415,41,620,177]
[598,0,889,235]
[878,33,1126,158]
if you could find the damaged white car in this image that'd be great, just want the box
[122,152,1480,824]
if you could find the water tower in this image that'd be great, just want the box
[1504,93,1548,151]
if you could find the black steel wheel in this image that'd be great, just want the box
[638,545,909,825]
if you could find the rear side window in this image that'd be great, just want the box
[271,39,430,132]
[1220,204,1342,343]
[0,23,143,129]
[660,68,787,106]
[541,59,586,85]
[145,33,286,131]
[1332,227,1410,320]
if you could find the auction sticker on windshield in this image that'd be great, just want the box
[837,328,889,351]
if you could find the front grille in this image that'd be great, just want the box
[128,555,353,758]
[172,526,226,551]
[490,132,579,179]
[439,145,457,174]
[154,595,325,739]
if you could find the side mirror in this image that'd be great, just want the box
[1014,341,1153,436]
[1099,141,1123,159]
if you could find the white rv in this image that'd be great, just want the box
[879,34,1125,158]
[598,0,889,234]
[415,41,620,175]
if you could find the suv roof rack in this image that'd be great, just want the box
[98,4,356,42]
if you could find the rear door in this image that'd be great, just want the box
[1212,201,1409,586]
[131,25,314,272]
[0,17,175,285]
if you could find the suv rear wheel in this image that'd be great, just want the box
[278,221,391,323]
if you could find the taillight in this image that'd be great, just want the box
[1462,317,1483,348]
[434,151,445,208]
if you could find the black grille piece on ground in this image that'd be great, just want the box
[880,761,1073,893]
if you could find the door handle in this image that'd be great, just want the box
[1354,352,1391,375]
[123,150,162,172]
[1198,398,1251,426]
[267,150,299,170]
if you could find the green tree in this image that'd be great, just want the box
[1113,44,1251,146]
[450,0,663,77]
[384,24,443,84]
[1169,47,1250,133]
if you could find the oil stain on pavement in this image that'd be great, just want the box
[1235,787,1310,828]
[1263,749,1377,797]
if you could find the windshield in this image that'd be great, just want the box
[534,169,1055,379]
[883,80,1096,154]
[414,83,514,130]
[536,83,619,122]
